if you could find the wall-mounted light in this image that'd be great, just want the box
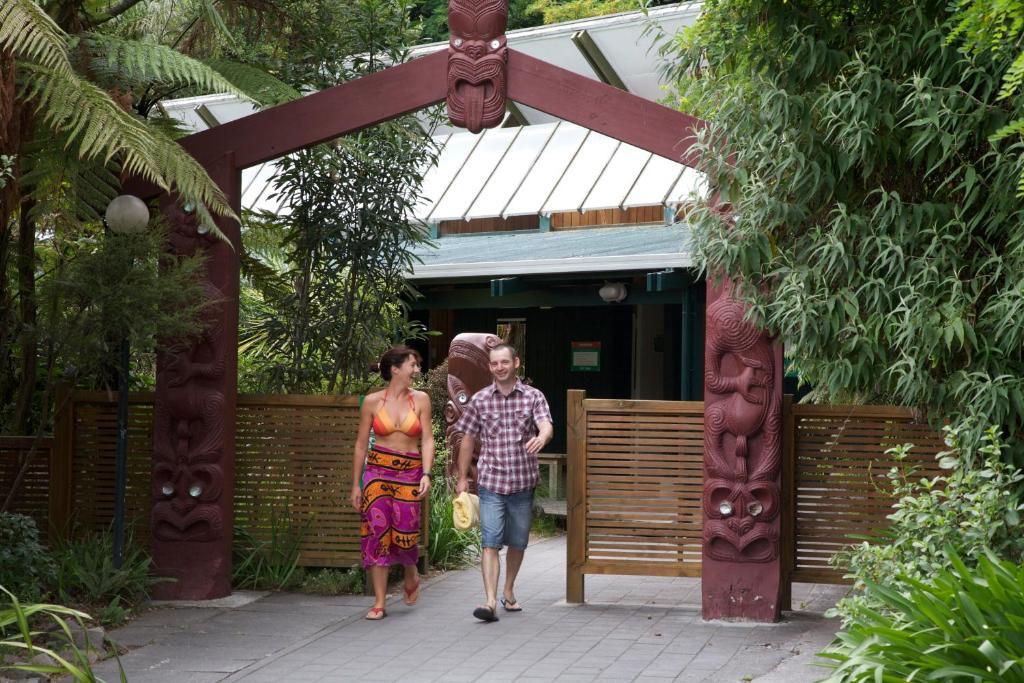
[598,282,627,303]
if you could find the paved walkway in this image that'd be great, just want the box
[93,535,845,682]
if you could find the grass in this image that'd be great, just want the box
[232,510,310,591]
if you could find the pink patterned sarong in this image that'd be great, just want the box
[360,445,423,568]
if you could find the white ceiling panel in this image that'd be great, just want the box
[622,155,685,208]
[581,144,651,211]
[666,166,708,204]
[542,132,619,214]
[429,127,521,222]
[467,123,558,220]
[413,133,476,221]
[503,123,589,216]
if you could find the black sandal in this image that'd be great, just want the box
[473,605,499,622]
[500,597,523,612]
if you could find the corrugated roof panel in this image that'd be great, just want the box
[542,132,619,214]
[242,161,287,215]
[581,144,651,211]
[429,128,520,222]
[413,133,471,222]
[622,155,685,208]
[503,123,589,217]
[466,123,558,220]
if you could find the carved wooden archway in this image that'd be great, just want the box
[148,0,782,622]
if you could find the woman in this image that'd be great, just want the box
[351,346,433,620]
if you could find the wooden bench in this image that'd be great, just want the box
[537,452,567,499]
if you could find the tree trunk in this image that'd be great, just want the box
[0,50,21,419]
[12,197,37,433]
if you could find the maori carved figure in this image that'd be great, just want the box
[447,0,508,133]
[445,332,502,489]
[702,295,781,564]
[152,194,238,599]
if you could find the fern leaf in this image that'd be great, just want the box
[0,0,72,72]
[82,33,253,101]
[20,62,236,235]
[205,59,301,106]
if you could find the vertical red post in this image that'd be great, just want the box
[701,278,783,621]
[151,153,240,599]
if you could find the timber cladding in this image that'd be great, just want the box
[46,391,371,567]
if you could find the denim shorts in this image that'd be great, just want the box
[479,486,534,550]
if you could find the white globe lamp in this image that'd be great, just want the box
[105,195,150,234]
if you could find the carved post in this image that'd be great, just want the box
[447,0,509,133]
[151,153,240,599]
[702,279,783,621]
[444,333,502,487]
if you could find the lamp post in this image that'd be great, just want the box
[104,194,150,568]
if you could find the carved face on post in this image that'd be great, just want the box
[447,0,509,133]
[445,332,502,485]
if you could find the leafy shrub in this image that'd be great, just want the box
[53,531,162,615]
[0,514,55,603]
[422,359,449,422]
[821,550,1024,681]
[300,567,364,595]
[424,419,479,570]
[0,587,121,681]
[232,512,308,590]
[830,424,1024,623]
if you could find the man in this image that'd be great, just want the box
[455,343,553,622]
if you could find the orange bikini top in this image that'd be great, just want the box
[372,393,422,438]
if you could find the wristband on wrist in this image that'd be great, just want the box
[422,472,432,479]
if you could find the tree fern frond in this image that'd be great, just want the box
[20,63,236,236]
[205,59,301,106]
[0,0,72,72]
[82,33,253,101]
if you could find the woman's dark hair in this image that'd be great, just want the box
[379,346,422,381]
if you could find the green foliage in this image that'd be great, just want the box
[232,514,308,591]
[53,532,163,615]
[820,550,1024,682]
[300,567,364,595]
[37,224,208,391]
[527,0,643,23]
[422,359,449,422]
[426,420,480,569]
[0,514,55,603]
[0,588,115,683]
[413,0,545,42]
[238,123,436,394]
[830,424,1024,624]
[664,1,1024,458]
[949,1,1024,193]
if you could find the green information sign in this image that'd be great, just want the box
[570,341,601,372]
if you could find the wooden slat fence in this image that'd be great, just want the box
[567,390,946,602]
[9,390,377,567]
[786,404,946,584]
[0,436,55,540]
[567,391,704,602]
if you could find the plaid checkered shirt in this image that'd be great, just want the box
[455,379,553,495]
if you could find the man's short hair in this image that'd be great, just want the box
[490,343,519,360]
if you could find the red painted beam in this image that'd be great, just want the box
[506,49,705,167]
[180,50,449,169]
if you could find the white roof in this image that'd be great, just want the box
[156,5,705,219]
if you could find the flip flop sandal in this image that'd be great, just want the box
[365,607,387,620]
[403,580,421,606]
[472,605,499,622]
[500,598,523,612]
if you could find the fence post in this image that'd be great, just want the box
[566,389,586,604]
[49,384,75,545]
[779,394,795,612]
